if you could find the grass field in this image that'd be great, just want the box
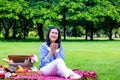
[0,40,120,80]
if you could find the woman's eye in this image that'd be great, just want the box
[52,32,54,34]
[53,32,57,35]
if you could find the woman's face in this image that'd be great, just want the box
[49,29,58,43]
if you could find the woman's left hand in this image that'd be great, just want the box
[50,43,58,53]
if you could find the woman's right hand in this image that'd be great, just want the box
[48,43,58,58]
[50,43,58,53]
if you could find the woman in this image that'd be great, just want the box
[39,27,82,80]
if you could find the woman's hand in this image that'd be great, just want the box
[48,43,58,58]
[50,43,58,58]
[50,43,58,53]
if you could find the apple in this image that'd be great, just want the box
[24,68,29,72]
[0,71,5,78]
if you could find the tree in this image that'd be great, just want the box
[0,0,19,39]
[30,0,58,40]
[68,0,120,40]
[96,0,120,40]
[52,0,84,40]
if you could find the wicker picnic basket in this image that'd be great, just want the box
[8,55,33,68]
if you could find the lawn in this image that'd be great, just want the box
[0,40,120,80]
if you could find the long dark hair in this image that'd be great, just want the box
[46,27,61,48]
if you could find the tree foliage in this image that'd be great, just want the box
[0,0,120,40]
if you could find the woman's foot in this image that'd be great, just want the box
[68,74,83,80]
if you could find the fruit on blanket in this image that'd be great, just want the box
[3,65,12,72]
[0,64,2,68]
[24,68,32,72]
[11,73,17,77]
[0,64,5,78]
[2,59,10,63]
[16,65,24,72]
[3,65,9,69]
[28,69,32,72]
[0,71,5,78]
[24,68,29,72]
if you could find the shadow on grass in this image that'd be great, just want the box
[0,38,44,42]
[62,39,120,42]
[0,38,120,42]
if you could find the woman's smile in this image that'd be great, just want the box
[49,29,58,42]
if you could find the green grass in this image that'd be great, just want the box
[0,40,120,80]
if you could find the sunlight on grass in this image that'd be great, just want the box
[63,41,120,80]
[0,40,120,80]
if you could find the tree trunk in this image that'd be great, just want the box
[63,13,66,40]
[109,25,113,40]
[85,26,88,40]
[37,23,44,41]
[4,29,9,39]
[23,26,26,39]
[90,22,94,40]
[12,20,16,39]
[1,18,14,39]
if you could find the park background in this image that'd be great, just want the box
[0,0,120,80]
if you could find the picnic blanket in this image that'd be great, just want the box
[10,69,97,80]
